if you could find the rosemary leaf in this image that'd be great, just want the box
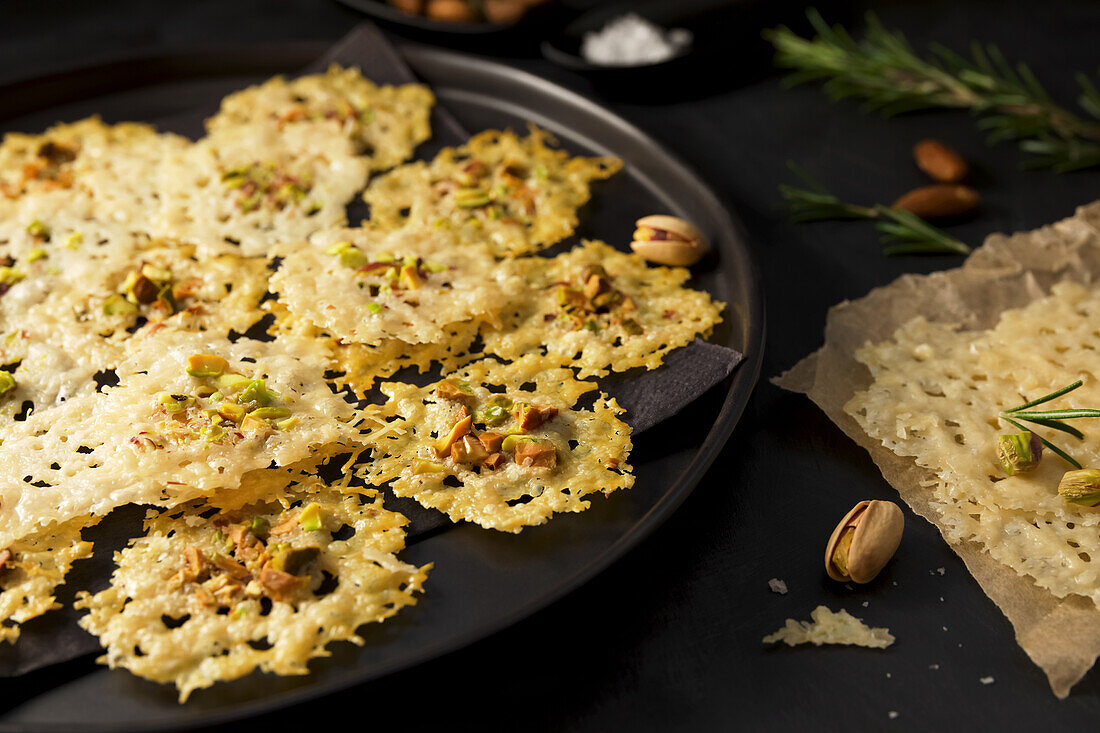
[764,10,1100,171]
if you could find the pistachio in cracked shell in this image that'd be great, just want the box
[825,500,904,584]
[630,215,707,266]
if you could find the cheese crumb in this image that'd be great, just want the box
[762,606,894,649]
[768,578,788,594]
[980,676,995,685]
[937,567,945,575]
[888,711,899,720]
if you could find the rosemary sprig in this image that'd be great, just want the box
[764,10,1100,171]
[999,380,1100,469]
[779,162,971,255]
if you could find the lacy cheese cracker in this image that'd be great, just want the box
[76,481,428,702]
[847,281,1100,607]
[0,517,94,644]
[271,226,515,346]
[362,355,633,532]
[266,300,481,396]
[207,65,433,173]
[483,240,724,377]
[363,126,621,257]
[0,333,356,548]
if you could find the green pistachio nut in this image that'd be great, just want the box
[249,516,270,539]
[454,188,491,208]
[1058,469,1100,507]
[102,294,138,317]
[0,371,15,397]
[298,503,323,532]
[501,434,539,453]
[25,220,49,239]
[250,406,292,421]
[997,431,1043,475]
[186,354,229,378]
[216,373,251,393]
[238,379,280,407]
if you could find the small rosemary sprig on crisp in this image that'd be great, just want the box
[779,162,971,255]
[764,9,1100,172]
[1000,380,1100,469]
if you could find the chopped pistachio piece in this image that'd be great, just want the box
[239,379,280,407]
[240,414,268,433]
[217,402,247,423]
[501,434,539,453]
[249,516,270,539]
[324,241,369,270]
[25,220,49,239]
[475,395,513,426]
[297,503,323,532]
[366,302,383,314]
[270,546,320,576]
[216,373,251,393]
[454,188,491,208]
[202,424,226,442]
[275,417,299,431]
[0,371,15,397]
[249,406,292,420]
[26,248,47,264]
[399,264,422,290]
[186,354,229,378]
[0,267,25,287]
[63,232,83,250]
[102,294,138,317]
[158,392,194,413]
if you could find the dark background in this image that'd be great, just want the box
[4,0,1100,729]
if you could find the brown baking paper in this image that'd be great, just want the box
[775,201,1100,698]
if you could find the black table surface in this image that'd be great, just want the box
[5,0,1100,729]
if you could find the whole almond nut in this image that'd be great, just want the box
[913,139,969,183]
[892,184,979,221]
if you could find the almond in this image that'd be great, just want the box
[913,139,969,183]
[892,184,979,221]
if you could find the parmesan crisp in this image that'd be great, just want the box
[0,332,357,548]
[363,125,621,257]
[362,355,634,533]
[266,300,482,396]
[206,65,433,173]
[0,517,94,644]
[272,226,517,346]
[847,282,1100,606]
[76,480,429,702]
[483,240,724,377]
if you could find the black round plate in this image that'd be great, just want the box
[0,42,764,731]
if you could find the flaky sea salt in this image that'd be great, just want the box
[581,13,692,67]
[768,578,788,594]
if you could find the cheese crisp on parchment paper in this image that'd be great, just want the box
[777,201,1100,697]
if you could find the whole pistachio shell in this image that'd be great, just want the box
[635,215,704,243]
[630,215,707,266]
[630,239,706,266]
[825,500,905,584]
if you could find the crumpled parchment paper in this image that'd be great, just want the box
[776,200,1100,698]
